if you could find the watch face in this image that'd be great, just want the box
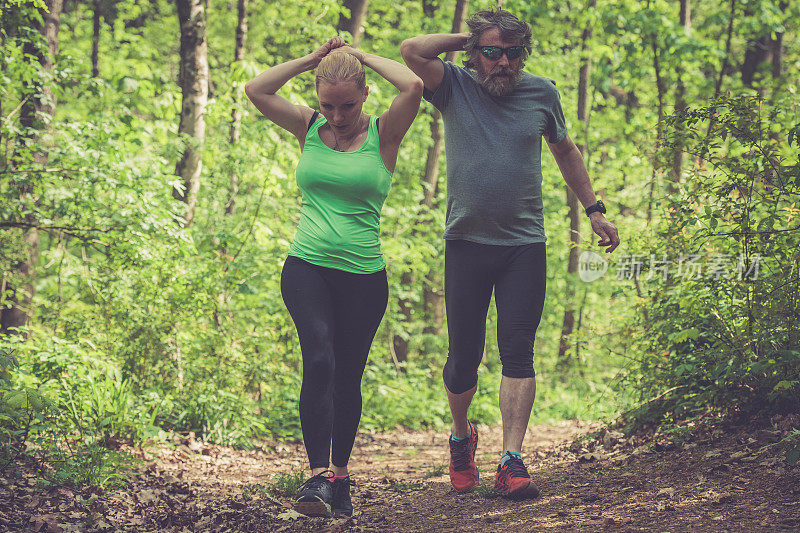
[586,201,606,215]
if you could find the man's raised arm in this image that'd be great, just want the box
[400,33,469,93]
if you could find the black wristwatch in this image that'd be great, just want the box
[585,200,606,217]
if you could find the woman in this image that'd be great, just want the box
[244,37,422,518]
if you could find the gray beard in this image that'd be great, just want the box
[477,68,521,97]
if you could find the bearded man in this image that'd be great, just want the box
[401,9,620,498]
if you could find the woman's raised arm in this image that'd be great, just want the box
[245,37,346,144]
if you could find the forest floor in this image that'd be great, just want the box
[2,415,799,532]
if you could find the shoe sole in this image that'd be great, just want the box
[495,481,540,500]
[293,500,331,517]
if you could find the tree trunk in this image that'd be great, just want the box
[214,0,249,331]
[336,0,369,47]
[392,272,413,364]
[647,4,666,225]
[670,0,690,188]
[557,0,594,366]
[1,0,63,336]
[91,0,101,77]
[226,0,247,216]
[701,0,735,159]
[741,35,769,88]
[420,0,468,338]
[392,0,468,361]
[173,0,209,228]
[767,1,787,143]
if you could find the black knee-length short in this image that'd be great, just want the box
[443,239,546,394]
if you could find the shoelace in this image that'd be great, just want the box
[299,470,334,492]
[503,456,530,479]
[450,437,473,470]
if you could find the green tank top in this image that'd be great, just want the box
[288,114,392,273]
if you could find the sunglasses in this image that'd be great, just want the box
[479,45,526,60]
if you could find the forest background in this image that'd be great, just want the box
[1,0,799,485]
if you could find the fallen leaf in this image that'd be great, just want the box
[277,509,304,521]
[136,490,159,505]
[656,488,676,499]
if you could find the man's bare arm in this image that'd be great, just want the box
[400,33,469,93]
[548,135,621,253]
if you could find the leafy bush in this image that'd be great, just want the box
[623,96,800,424]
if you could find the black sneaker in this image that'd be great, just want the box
[331,475,353,517]
[293,470,334,517]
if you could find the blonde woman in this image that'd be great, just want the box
[245,38,422,517]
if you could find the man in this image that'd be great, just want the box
[401,9,620,499]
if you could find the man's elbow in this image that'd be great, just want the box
[244,81,255,100]
[400,39,417,62]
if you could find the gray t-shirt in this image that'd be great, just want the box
[423,60,568,245]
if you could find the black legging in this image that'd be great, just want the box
[443,240,546,394]
[280,255,388,469]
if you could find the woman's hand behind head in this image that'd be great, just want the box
[310,37,348,66]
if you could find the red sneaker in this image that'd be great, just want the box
[448,420,479,492]
[494,454,540,499]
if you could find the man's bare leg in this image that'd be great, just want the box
[447,383,477,438]
[499,376,536,453]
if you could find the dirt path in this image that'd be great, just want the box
[3,419,799,532]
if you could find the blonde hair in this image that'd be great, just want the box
[315,51,366,90]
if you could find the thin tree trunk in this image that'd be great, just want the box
[215,0,249,331]
[670,0,690,188]
[420,0,468,337]
[173,0,209,228]
[226,0,247,216]
[647,6,666,225]
[392,0,468,361]
[557,0,594,366]
[336,0,369,47]
[702,0,735,158]
[1,0,63,336]
[91,0,101,77]
[767,2,787,143]
[741,35,769,88]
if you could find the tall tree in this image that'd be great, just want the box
[646,0,666,224]
[422,0,468,334]
[173,0,209,228]
[337,0,369,46]
[91,0,101,77]
[214,0,249,331]
[557,0,595,366]
[392,0,468,363]
[226,0,248,216]
[702,0,735,154]
[670,0,690,186]
[1,0,64,336]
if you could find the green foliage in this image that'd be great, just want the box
[265,469,307,497]
[622,94,800,426]
[423,464,446,478]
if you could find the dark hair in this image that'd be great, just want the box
[463,8,532,69]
